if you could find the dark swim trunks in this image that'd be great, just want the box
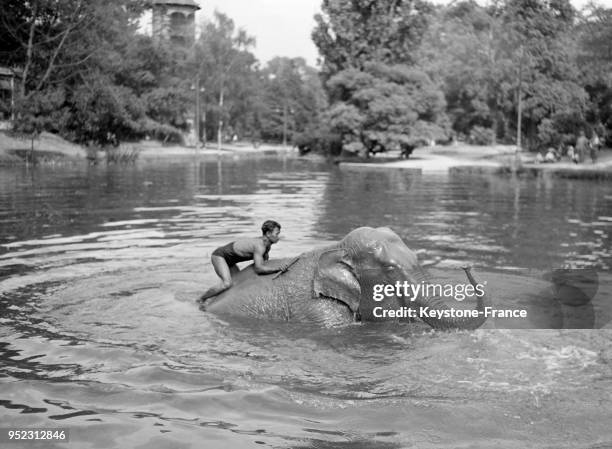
[212,242,250,267]
[212,241,270,267]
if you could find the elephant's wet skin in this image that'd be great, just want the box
[202,227,491,329]
[202,255,355,327]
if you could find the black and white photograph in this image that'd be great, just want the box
[1,0,612,447]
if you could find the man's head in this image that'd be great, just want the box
[262,220,281,244]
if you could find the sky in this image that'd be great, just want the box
[196,0,321,66]
[187,0,609,68]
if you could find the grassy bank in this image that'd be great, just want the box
[0,131,298,166]
[136,140,296,159]
[0,131,86,165]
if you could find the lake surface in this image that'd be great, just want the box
[1,155,612,448]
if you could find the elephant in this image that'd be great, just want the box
[201,227,490,329]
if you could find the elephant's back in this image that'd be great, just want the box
[205,268,271,311]
[204,258,293,314]
[204,255,319,320]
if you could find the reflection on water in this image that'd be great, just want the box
[1,156,612,448]
[321,168,612,271]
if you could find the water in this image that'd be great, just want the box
[1,155,612,448]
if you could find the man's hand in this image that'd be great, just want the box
[278,263,290,273]
[271,257,300,279]
[271,264,289,280]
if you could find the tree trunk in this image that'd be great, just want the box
[21,2,39,99]
[217,87,224,151]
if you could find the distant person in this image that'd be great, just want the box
[558,144,566,158]
[591,132,601,163]
[198,220,287,303]
[575,130,589,164]
[591,131,601,150]
[535,152,544,164]
[566,145,576,163]
[545,148,557,163]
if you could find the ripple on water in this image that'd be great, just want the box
[2,161,612,448]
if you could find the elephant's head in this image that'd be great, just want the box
[313,227,490,330]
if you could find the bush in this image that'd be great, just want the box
[139,118,184,144]
[541,111,585,149]
[293,127,342,156]
[106,144,140,164]
[536,118,559,149]
[469,126,496,145]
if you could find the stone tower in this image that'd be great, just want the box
[152,0,200,46]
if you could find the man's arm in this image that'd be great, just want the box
[253,245,282,275]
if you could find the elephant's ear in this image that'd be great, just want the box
[313,249,361,314]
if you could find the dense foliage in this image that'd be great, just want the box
[0,0,155,144]
[1,0,611,153]
[314,0,612,153]
[312,0,447,155]
[0,2,325,146]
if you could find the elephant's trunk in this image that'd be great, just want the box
[412,266,490,330]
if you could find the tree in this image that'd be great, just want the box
[313,0,435,80]
[257,57,327,145]
[325,62,447,156]
[312,0,446,155]
[0,0,152,145]
[134,37,194,142]
[418,0,590,149]
[495,0,586,149]
[195,12,257,148]
[1,0,144,101]
[575,2,612,144]
[418,1,513,142]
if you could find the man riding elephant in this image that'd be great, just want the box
[200,227,490,329]
[198,220,290,303]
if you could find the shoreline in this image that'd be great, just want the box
[0,131,86,164]
[2,131,611,180]
[136,141,298,159]
[339,144,612,180]
[0,131,298,165]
